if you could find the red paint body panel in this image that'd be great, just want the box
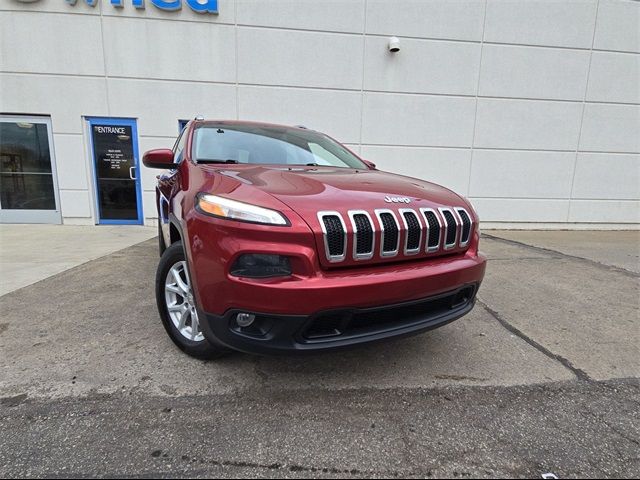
[154,120,487,353]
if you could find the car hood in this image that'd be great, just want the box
[200,165,467,213]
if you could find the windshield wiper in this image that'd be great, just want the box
[197,159,239,164]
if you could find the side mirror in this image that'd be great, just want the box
[143,149,175,169]
[362,159,377,170]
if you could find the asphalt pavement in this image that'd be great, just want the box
[0,230,638,478]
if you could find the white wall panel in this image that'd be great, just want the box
[569,200,640,223]
[360,146,471,195]
[102,18,236,82]
[59,190,92,218]
[586,51,640,104]
[2,1,639,227]
[469,150,575,198]
[362,93,476,147]
[484,0,597,49]
[0,74,109,134]
[238,86,362,144]
[579,103,640,153]
[474,98,583,150]
[0,12,104,76]
[143,191,157,220]
[107,79,237,137]
[53,134,89,191]
[364,37,480,96]
[572,153,640,200]
[593,0,640,53]
[237,27,363,89]
[365,0,485,41]
[479,45,590,101]
[101,0,236,24]
[237,0,364,33]
[470,198,570,223]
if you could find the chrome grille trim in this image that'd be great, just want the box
[348,210,375,261]
[317,205,471,263]
[317,211,347,263]
[399,208,423,256]
[438,207,459,250]
[454,207,473,248]
[419,207,442,253]
[374,209,400,258]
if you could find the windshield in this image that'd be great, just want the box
[192,124,366,169]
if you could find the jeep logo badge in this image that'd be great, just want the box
[384,196,411,204]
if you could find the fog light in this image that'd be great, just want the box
[230,254,292,278]
[236,312,256,328]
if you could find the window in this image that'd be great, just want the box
[192,124,365,169]
[173,126,188,163]
[0,116,61,224]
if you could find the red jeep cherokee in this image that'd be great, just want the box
[143,120,486,358]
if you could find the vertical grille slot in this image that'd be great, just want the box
[376,210,400,257]
[349,211,375,260]
[401,209,422,255]
[318,212,346,262]
[440,208,458,250]
[455,208,472,247]
[421,209,441,252]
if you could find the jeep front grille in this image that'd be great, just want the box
[349,211,375,260]
[318,212,346,262]
[421,208,441,252]
[376,210,400,257]
[455,208,473,247]
[318,206,472,264]
[439,208,458,250]
[401,209,422,254]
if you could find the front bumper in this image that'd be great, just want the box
[200,282,481,355]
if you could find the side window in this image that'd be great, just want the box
[173,128,188,164]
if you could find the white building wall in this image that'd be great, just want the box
[1,0,639,228]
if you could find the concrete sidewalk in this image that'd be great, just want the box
[0,224,156,296]
[487,230,640,274]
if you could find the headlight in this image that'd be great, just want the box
[196,193,289,226]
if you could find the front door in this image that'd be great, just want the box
[87,118,143,225]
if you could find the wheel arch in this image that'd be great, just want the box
[168,214,185,246]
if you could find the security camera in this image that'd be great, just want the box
[388,36,400,53]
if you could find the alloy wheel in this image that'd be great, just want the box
[164,260,204,342]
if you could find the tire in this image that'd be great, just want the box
[158,221,167,257]
[155,241,228,359]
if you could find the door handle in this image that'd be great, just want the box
[129,166,137,180]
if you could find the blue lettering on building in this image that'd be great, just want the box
[64,0,218,14]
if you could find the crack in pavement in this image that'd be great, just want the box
[482,234,639,278]
[158,456,386,477]
[477,298,593,383]
[581,407,640,448]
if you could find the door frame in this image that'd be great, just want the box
[86,117,144,225]
[0,115,62,224]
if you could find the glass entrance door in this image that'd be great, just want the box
[0,115,62,224]
[87,118,143,225]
